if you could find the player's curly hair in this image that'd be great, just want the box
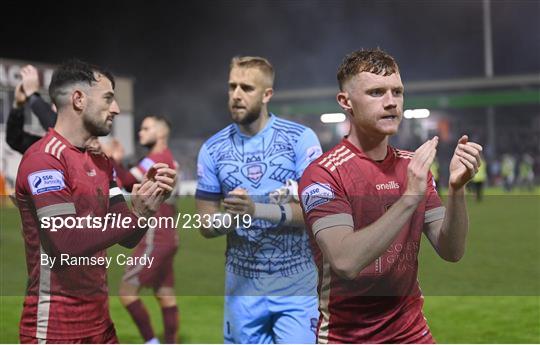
[49,59,115,108]
[230,56,275,86]
[337,48,399,90]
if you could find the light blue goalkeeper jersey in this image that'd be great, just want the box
[196,114,322,278]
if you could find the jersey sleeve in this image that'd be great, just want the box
[18,152,74,214]
[424,171,445,223]
[195,143,222,201]
[123,151,166,187]
[299,164,354,236]
[17,152,145,257]
[128,155,157,182]
[294,128,323,180]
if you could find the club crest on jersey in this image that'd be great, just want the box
[301,182,334,212]
[242,163,267,185]
[28,169,65,195]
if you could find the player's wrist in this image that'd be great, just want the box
[253,203,292,226]
[208,212,234,236]
[23,87,39,98]
[401,190,424,207]
[447,184,466,196]
[132,205,155,219]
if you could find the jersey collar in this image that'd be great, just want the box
[47,128,80,152]
[342,137,396,167]
[233,113,276,139]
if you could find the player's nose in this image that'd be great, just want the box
[383,91,397,109]
[232,86,243,100]
[110,100,120,115]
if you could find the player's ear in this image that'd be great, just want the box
[337,92,352,115]
[72,89,86,111]
[262,87,273,104]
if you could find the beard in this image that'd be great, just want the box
[230,103,262,126]
[82,101,112,136]
[83,113,111,136]
[141,138,156,149]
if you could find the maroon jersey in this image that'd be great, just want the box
[124,148,179,247]
[15,129,144,340]
[299,138,445,344]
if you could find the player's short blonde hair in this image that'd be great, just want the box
[337,48,400,91]
[230,56,275,87]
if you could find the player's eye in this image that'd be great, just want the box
[368,89,384,97]
[242,85,254,92]
[393,89,403,97]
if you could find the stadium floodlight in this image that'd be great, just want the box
[404,109,430,119]
[320,113,346,123]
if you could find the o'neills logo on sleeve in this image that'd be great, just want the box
[375,181,400,190]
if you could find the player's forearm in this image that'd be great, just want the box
[252,201,305,227]
[195,198,225,238]
[42,201,146,257]
[335,195,420,279]
[289,202,306,227]
[436,187,469,262]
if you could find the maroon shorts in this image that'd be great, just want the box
[20,324,118,343]
[122,243,178,290]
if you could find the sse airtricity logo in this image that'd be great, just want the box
[28,170,65,195]
[301,182,334,212]
[33,176,42,188]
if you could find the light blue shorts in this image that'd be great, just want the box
[223,269,319,344]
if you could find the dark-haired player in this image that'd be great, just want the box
[15,60,177,343]
[114,115,180,344]
[299,49,483,343]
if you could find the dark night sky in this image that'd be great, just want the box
[2,0,539,137]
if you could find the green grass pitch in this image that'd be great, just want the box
[1,190,539,343]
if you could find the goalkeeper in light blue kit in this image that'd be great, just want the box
[195,56,322,343]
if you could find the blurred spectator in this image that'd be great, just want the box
[489,157,501,186]
[518,153,535,191]
[6,65,57,154]
[0,172,7,203]
[470,156,487,201]
[501,154,516,192]
[5,65,106,157]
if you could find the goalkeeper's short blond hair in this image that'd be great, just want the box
[230,56,275,87]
